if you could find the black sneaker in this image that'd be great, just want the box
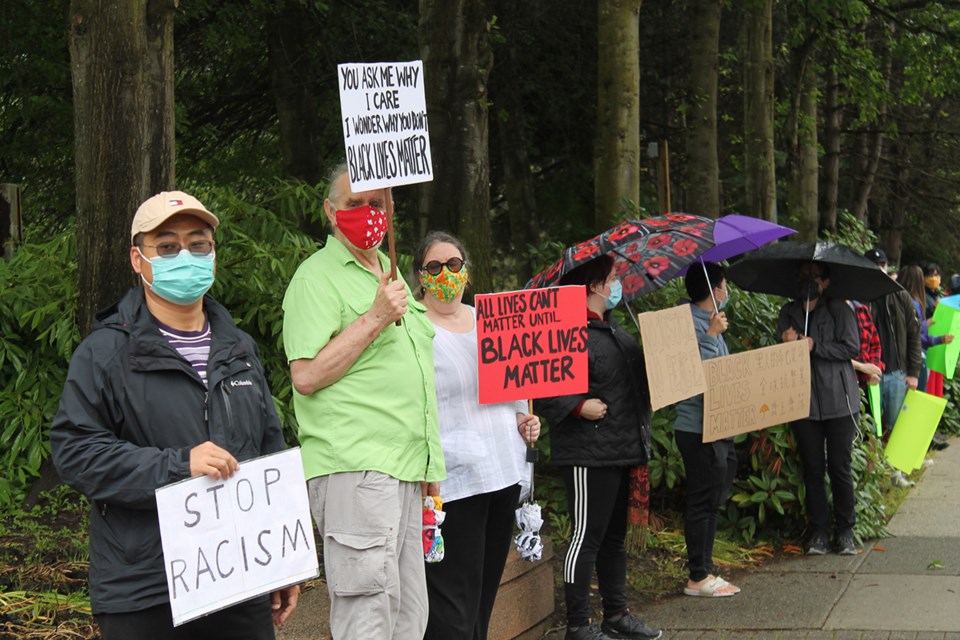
[601,611,662,640]
[836,532,857,556]
[932,431,951,450]
[565,623,614,640]
[806,532,830,555]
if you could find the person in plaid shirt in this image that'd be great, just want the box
[849,300,884,387]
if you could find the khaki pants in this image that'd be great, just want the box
[308,472,427,640]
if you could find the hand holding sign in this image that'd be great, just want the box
[190,441,240,480]
[369,272,408,328]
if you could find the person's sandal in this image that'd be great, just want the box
[683,576,737,597]
[713,575,741,594]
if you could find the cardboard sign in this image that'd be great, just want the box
[702,340,811,443]
[476,286,588,404]
[337,61,432,191]
[637,305,707,410]
[156,448,318,626]
[884,389,947,472]
[926,299,960,379]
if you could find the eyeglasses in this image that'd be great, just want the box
[420,257,466,275]
[141,240,216,258]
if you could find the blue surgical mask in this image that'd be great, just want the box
[717,292,728,311]
[604,279,623,310]
[138,248,215,305]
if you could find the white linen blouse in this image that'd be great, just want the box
[432,306,531,503]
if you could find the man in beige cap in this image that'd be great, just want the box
[51,190,299,639]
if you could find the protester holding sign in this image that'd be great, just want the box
[282,163,445,640]
[899,265,955,393]
[777,262,861,556]
[538,256,661,640]
[673,263,740,598]
[50,192,298,639]
[411,231,540,640]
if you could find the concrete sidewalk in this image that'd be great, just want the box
[278,438,960,640]
[603,437,960,640]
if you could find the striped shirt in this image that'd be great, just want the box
[157,320,212,387]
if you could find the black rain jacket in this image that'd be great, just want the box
[777,296,861,421]
[538,314,652,467]
[50,287,286,614]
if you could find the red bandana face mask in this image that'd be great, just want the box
[335,205,387,250]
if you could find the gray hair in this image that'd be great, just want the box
[325,162,350,206]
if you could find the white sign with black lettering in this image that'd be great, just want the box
[156,448,317,626]
[338,60,433,191]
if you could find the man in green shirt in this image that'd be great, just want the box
[282,163,445,640]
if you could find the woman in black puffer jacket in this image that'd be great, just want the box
[538,255,660,640]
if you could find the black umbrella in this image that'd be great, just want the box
[726,241,904,301]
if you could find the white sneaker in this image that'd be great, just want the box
[922,459,935,468]
[892,470,916,488]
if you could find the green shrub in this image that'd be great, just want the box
[0,232,79,508]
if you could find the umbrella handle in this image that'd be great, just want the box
[701,259,719,315]
[527,399,536,501]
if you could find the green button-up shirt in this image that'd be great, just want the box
[282,236,445,482]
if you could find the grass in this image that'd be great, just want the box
[0,486,94,639]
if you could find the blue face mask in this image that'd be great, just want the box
[139,248,215,305]
[604,279,623,310]
[717,291,728,311]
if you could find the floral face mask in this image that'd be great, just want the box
[421,262,469,303]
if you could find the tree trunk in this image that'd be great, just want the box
[684,0,721,217]
[594,0,642,229]
[490,0,540,283]
[850,19,892,223]
[266,1,325,240]
[884,137,909,268]
[788,63,818,242]
[419,0,493,293]
[494,98,539,285]
[70,0,177,337]
[742,0,776,222]
[850,130,884,223]
[820,63,841,233]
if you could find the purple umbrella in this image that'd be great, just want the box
[676,214,796,275]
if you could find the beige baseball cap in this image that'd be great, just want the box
[130,191,220,243]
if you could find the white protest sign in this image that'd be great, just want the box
[338,61,433,191]
[156,448,318,626]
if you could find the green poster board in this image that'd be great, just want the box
[884,389,947,473]
[868,383,882,437]
[926,302,960,379]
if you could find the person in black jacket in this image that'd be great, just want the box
[50,192,298,640]
[538,255,661,640]
[777,261,861,556]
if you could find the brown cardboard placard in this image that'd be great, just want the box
[702,340,811,443]
[637,305,707,411]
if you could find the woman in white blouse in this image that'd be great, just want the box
[414,231,541,640]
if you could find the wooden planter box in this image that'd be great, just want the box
[489,536,556,640]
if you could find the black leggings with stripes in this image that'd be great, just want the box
[560,465,629,626]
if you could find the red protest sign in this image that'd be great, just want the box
[476,286,588,404]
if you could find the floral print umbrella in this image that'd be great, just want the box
[526,213,715,302]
